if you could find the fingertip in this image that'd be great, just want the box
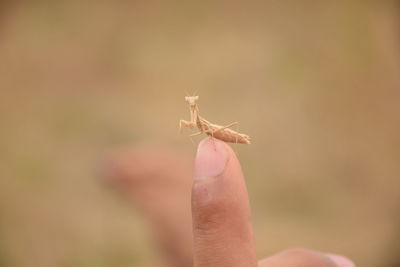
[192,138,244,206]
[194,137,229,179]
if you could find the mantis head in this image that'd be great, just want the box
[185,96,199,107]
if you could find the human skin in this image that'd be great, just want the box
[103,145,194,267]
[104,138,355,267]
[192,138,355,267]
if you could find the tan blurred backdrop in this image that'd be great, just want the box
[0,1,399,267]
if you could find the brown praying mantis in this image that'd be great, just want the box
[179,96,251,144]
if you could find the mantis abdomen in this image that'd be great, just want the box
[200,120,251,144]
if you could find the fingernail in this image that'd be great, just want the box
[326,254,355,267]
[195,138,228,178]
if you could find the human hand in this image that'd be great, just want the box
[192,138,355,267]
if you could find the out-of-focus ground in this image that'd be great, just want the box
[0,1,399,267]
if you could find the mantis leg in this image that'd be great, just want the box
[190,131,203,137]
[189,131,202,145]
[210,130,216,149]
[189,136,196,146]
[213,122,239,134]
[179,120,184,134]
[179,120,195,134]
[200,121,217,149]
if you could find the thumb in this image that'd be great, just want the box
[191,138,257,267]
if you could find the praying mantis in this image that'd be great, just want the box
[179,96,251,144]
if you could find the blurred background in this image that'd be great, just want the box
[0,1,399,266]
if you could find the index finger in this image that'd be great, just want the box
[191,138,257,267]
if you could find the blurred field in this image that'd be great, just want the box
[0,1,399,267]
